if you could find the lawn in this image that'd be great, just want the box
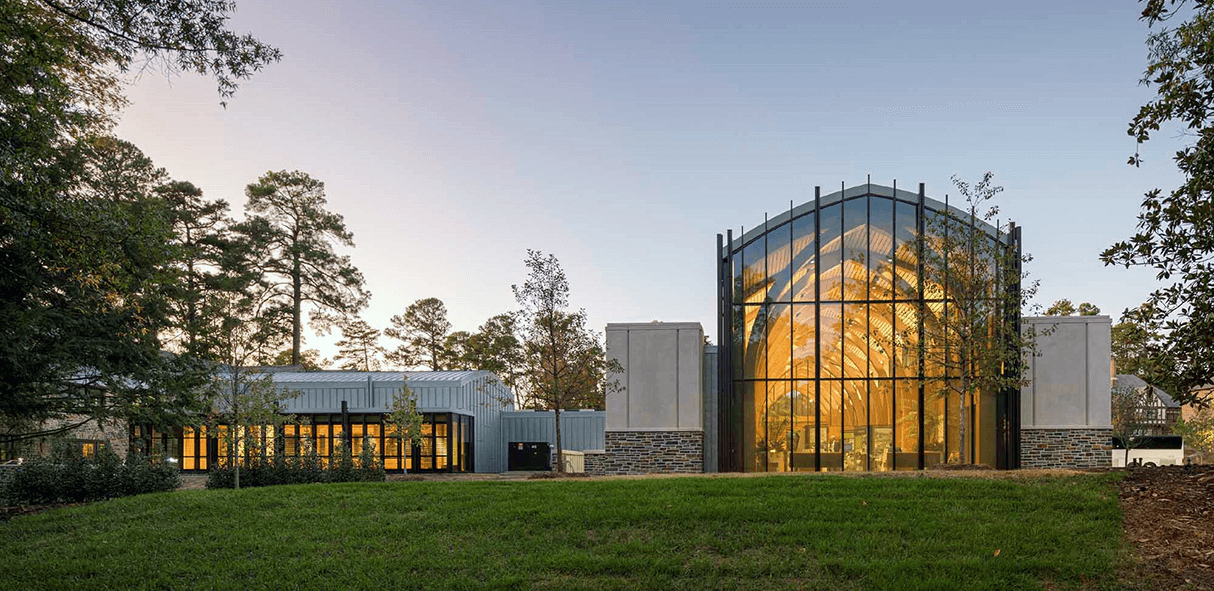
[0,473,1125,590]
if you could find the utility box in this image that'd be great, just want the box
[507,442,550,471]
[561,450,585,473]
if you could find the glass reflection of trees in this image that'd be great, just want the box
[730,190,1007,471]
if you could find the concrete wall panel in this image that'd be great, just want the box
[677,328,704,430]
[628,327,679,428]
[606,329,629,431]
[1021,316,1112,429]
[606,322,705,432]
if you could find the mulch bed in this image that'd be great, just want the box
[1119,465,1214,590]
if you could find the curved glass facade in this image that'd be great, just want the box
[716,183,1021,472]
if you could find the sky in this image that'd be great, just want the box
[114,0,1183,363]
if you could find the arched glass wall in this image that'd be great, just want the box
[716,183,1021,472]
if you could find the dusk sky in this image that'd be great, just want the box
[115,1,1180,363]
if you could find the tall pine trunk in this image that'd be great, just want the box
[292,253,302,366]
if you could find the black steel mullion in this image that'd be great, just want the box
[891,182,900,470]
[1011,225,1023,468]
[789,201,795,472]
[717,232,727,472]
[840,183,847,471]
[724,229,736,472]
[762,214,769,472]
[865,182,872,471]
[917,183,927,470]
[814,186,822,472]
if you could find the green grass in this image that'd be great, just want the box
[0,473,1126,590]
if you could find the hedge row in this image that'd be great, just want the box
[205,438,385,489]
[1,442,180,506]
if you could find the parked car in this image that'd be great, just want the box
[1112,435,1185,467]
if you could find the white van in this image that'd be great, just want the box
[1111,435,1185,467]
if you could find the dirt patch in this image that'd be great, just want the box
[526,471,592,480]
[1119,465,1214,590]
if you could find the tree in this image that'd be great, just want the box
[513,251,621,472]
[158,180,234,356]
[1045,299,1100,316]
[31,0,282,105]
[1112,304,1181,396]
[0,0,278,440]
[238,170,370,366]
[1111,383,1158,466]
[1102,0,1214,406]
[268,348,329,370]
[1046,299,1076,317]
[207,292,298,490]
[1173,406,1214,463]
[467,314,527,405]
[385,298,452,371]
[905,173,1041,464]
[384,384,425,473]
[333,318,385,371]
[441,331,474,370]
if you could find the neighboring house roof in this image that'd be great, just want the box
[1115,374,1180,408]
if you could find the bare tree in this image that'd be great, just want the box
[902,173,1042,464]
[513,250,620,472]
[1111,384,1159,467]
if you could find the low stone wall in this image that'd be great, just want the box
[1021,428,1113,469]
[583,449,608,475]
[22,417,130,459]
[587,431,703,475]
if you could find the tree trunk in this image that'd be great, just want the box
[554,406,564,473]
[186,255,196,350]
[292,253,302,366]
[233,383,241,490]
[959,374,968,465]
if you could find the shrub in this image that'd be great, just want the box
[0,446,180,506]
[204,437,386,490]
[357,436,385,482]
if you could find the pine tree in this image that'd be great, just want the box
[334,319,385,372]
[237,170,371,366]
[385,298,452,370]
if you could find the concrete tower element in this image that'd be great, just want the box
[591,322,705,474]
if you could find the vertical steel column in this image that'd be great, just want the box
[917,183,927,470]
[839,181,846,469]
[341,400,351,449]
[891,180,899,469]
[814,186,822,472]
[788,200,795,472]
[761,213,768,472]
[1010,223,1023,469]
[943,192,951,463]
[717,232,727,472]
[725,229,737,471]
[865,178,872,470]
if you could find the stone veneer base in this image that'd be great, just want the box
[1021,428,1113,469]
[587,431,703,475]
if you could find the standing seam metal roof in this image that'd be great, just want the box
[268,370,498,385]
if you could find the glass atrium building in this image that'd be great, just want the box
[716,183,1023,472]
